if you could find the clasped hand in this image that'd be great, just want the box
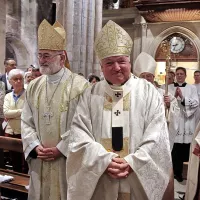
[175,87,183,99]
[35,145,62,161]
[163,95,170,108]
[106,157,132,179]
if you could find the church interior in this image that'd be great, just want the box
[0,0,200,199]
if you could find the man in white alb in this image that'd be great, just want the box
[66,20,172,200]
[168,67,199,182]
[21,19,88,200]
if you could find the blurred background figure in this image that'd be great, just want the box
[24,71,33,89]
[78,72,84,77]
[32,67,41,79]
[0,58,17,94]
[193,70,200,126]
[161,71,176,89]
[89,74,100,84]
[3,69,28,173]
[27,65,34,72]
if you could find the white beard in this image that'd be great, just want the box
[40,64,62,75]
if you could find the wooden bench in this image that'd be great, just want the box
[0,136,29,199]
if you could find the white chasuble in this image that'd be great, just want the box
[21,68,88,200]
[67,77,172,200]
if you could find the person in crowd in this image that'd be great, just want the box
[78,72,84,77]
[0,58,16,94]
[168,67,199,182]
[89,74,100,84]
[66,20,172,200]
[3,69,27,173]
[24,71,33,89]
[161,71,176,89]
[32,67,42,79]
[21,19,88,200]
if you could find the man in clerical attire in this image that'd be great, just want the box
[66,20,172,200]
[168,67,199,182]
[133,52,180,150]
[194,70,200,126]
[21,19,88,200]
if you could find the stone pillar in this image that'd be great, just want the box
[0,0,6,74]
[56,0,103,77]
[21,0,38,68]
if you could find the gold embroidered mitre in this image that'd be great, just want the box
[38,19,66,50]
[94,20,133,60]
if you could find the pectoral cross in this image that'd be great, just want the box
[43,107,53,125]
[114,110,121,116]
[115,92,121,98]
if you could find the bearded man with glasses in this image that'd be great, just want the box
[21,19,88,200]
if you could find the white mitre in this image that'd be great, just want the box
[94,20,133,60]
[133,52,157,77]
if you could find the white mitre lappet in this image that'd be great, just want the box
[133,52,157,77]
[94,20,133,60]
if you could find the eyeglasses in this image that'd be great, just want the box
[12,77,24,82]
[37,53,62,61]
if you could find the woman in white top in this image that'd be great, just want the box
[3,69,28,173]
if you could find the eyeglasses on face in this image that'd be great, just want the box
[37,53,62,61]
[12,77,24,82]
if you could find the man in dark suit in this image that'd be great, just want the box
[0,58,16,94]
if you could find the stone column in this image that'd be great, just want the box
[0,0,6,74]
[56,0,103,77]
[21,0,38,68]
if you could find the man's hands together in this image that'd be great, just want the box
[35,145,62,161]
[106,157,132,179]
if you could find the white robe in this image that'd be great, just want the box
[157,88,180,150]
[21,68,88,200]
[168,83,199,143]
[67,77,172,200]
[185,122,200,200]
[194,83,200,126]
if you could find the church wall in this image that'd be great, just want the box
[0,0,6,73]
[134,17,200,84]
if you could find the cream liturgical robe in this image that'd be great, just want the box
[157,88,180,150]
[168,83,199,143]
[185,122,200,200]
[21,68,88,200]
[194,83,200,126]
[67,76,172,200]
[185,123,200,200]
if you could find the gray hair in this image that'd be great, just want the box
[8,69,25,80]
[24,71,32,78]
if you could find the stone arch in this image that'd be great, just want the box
[147,26,200,61]
[6,33,31,70]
